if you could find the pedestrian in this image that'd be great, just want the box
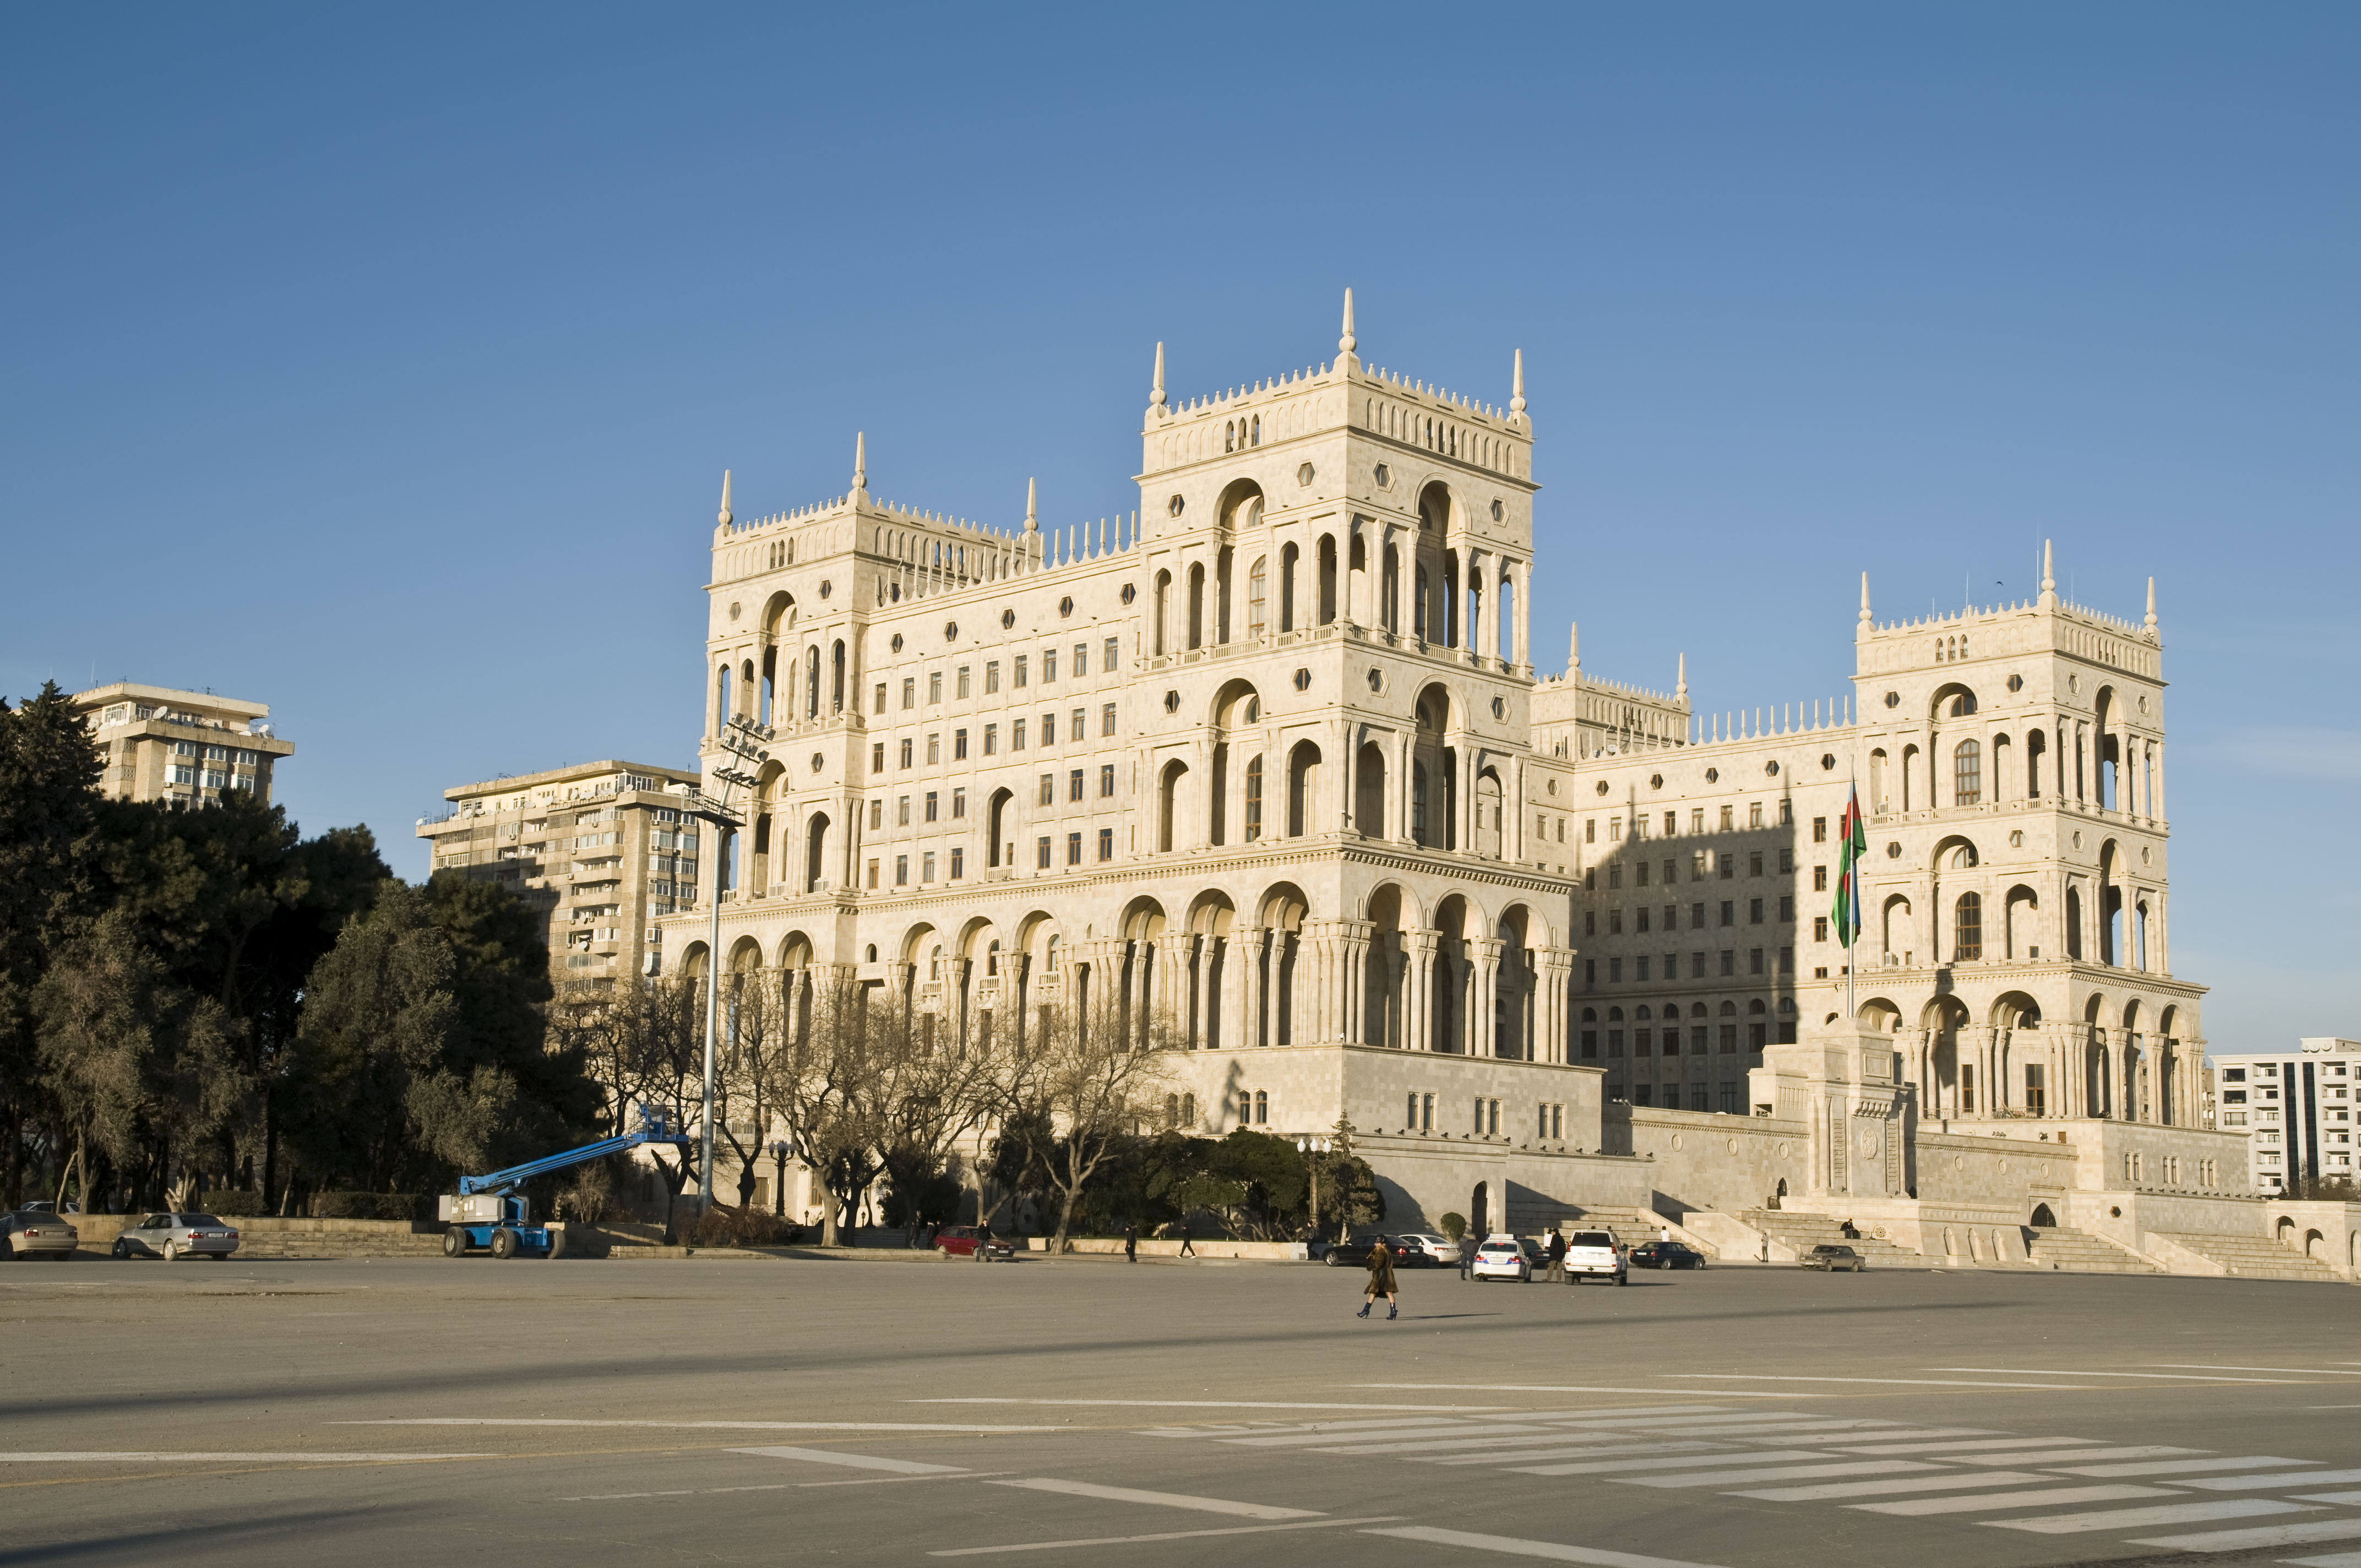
[1659,1223,1672,1246]
[1547,1228,1567,1283]
[1123,1222,1138,1264]
[1357,1236,1399,1319]
[1457,1234,1473,1281]
[1177,1222,1195,1259]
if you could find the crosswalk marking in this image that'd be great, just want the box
[1957,1445,2204,1466]
[928,1516,1404,1556]
[1504,1449,1835,1478]
[1825,1436,2095,1456]
[1360,1526,1736,1567]
[1932,1367,2306,1384]
[1619,1460,1943,1489]
[726,1447,966,1475]
[1420,1441,1736,1468]
[1309,1433,1653,1456]
[1226,1424,1544,1447]
[2146,1365,2361,1377]
[1852,1484,2179,1517]
[2280,1552,2361,1566]
[2060,1457,2316,1478]
[1729,1471,2058,1502]
[2128,1520,2361,1552]
[2186,1471,2361,1491]
[1993,1500,2321,1535]
[986,1478,1319,1520]
[2294,1492,2361,1506]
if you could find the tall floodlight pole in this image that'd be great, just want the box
[689,714,773,1215]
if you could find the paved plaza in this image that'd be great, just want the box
[4,1255,2358,1567]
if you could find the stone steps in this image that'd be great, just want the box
[2157,1233,2347,1283]
[2024,1226,2162,1274]
[1739,1210,1923,1267]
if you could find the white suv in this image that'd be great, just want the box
[1563,1228,1627,1285]
[1470,1235,1535,1282]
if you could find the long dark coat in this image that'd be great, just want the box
[1364,1242,1396,1294]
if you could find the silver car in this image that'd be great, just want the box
[111,1213,240,1261]
[1,1209,80,1260]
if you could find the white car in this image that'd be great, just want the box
[1563,1228,1627,1284]
[1395,1233,1462,1267]
[1469,1235,1536,1282]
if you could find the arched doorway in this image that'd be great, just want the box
[1470,1182,1489,1239]
[2030,1203,2057,1228]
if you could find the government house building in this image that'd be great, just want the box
[645,297,2349,1280]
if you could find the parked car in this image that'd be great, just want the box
[933,1226,1015,1261]
[1630,1241,1708,1271]
[1323,1234,1397,1267]
[0,1210,79,1260]
[111,1213,240,1261]
[1800,1244,1866,1272]
[1562,1228,1628,1285]
[1394,1233,1462,1268]
[1470,1235,1535,1283]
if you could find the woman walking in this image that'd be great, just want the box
[1356,1237,1398,1320]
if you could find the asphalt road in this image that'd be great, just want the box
[4,1250,2359,1568]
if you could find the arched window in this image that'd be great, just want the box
[1954,891,1983,961]
[987,939,1002,977]
[1247,556,1267,638]
[1415,566,1429,639]
[1253,1089,1268,1124]
[831,640,846,714]
[715,665,733,733]
[1243,754,1264,841]
[1411,764,1428,843]
[805,645,820,720]
[1954,738,1982,806]
[929,944,943,981]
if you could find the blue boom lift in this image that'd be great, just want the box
[438,1107,694,1259]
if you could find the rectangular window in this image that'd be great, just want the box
[873,682,887,714]
[926,734,941,765]
[1749,948,1764,974]
[902,677,916,710]
[1691,952,1705,978]
[952,787,966,819]
[1584,959,1595,987]
[871,742,886,774]
[1691,851,1707,880]
[1691,1026,1709,1054]
[1042,712,1057,745]
[1720,950,1735,977]
[1013,719,1027,749]
[1036,773,1054,806]
[2025,1063,2047,1117]
[1580,1030,1598,1060]
[929,671,943,703]
[869,799,883,830]
[954,728,969,760]
[1584,911,1596,937]
[1104,636,1119,671]
[1074,643,1089,677]
[899,738,913,769]
[1014,655,1029,688]
[1608,957,1622,982]
[1069,769,1084,802]
[1585,819,1596,843]
[985,661,1000,694]
[1749,802,1764,828]
[1778,895,1794,922]
[1749,851,1764,877]
[1036,836,1052,869]
[924,790,939,823]
[1067,831,1081,865]
[1043,649,1058,682]
[895,854,909,886]
[922,851,936,883]
[1719,900,1734,926]
[1609,816,1622,841]
[1102,702,1117,737]
[1098,827,1113,861]
[1718,853,1734,879]
[1099,763,1117,799]
[866,858,879,889]
[950,846,964,879]
[1748,897,1763,923]
[897,796,911,826]
[1778,848,1793,873]
[1813,815,1827,843]
[1635,956,1651,982]
[1814,916,1829,942]
[984,723,998,755]
[1814,864,1829,892]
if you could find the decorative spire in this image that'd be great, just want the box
[1568,619,1580,674]
[718,470,732,528]
[2039,538,2057,608]
[1510,349,1526,420]
[1150,342,1166,411]
[1339,286,1356,356]
[1023,477,1038,535]
[851,432,867,494]
[1676,652,1688,700]
[1858,571,1873,627]
[2145,575,2157,633]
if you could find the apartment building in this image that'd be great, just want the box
[70,682,293,807]
[2206,1038,2361,1192]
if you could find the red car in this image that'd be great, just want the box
[935,1226,1016,1261]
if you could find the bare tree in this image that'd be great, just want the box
[714,965,782,1210]
[994,988,1178,1253]
[762,969,880,1245]
[550,972,703,1239]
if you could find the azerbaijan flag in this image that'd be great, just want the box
[1833,785,1867,948]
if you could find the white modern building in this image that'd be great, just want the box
[2207,1038,2361,1192]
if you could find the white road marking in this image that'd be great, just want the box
[987,1477,1320,1519]
[1662,1374,2091,1389]
[0,1451,487,1463]
[802,1472,1017,1488]
[1957,1445,2205,1466]
[1827,1436,2095,1456]
[1853,1484,2182,1516]
[1618,1460,1944,1489]
[1600,1419,1916,1438]
[347,1418,1048,1431]
[1362,1525,1735,1567]
[1308,1433,1653,1456]
[561,1483,804,1500]
[2130,1520,2361,1552]
[2185,1471,2361,1491]
[1420,1441,1736,1468]
[726,1446,966,1474]
[2147,1365,2361,1376]
[920,1397,1506,1411]
[1993,1500,2322,1534]
[1224,1424,1519,1447]
[928,1516,1405,1556]
[1549,1412,1825,1429]
[2059,1456,2317,1478]
[1358,1384,1813,1398]
[2281,1553,2361,1566]
[1931,1366,2304,1384]
[2293,1492,2361,1506]
[1731,1471,2060,1501]
[1504,1449,1835,1478]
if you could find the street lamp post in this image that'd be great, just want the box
[770,1139,791,1218]
[1297,1135,1329,1250]
[686,713,773,1216]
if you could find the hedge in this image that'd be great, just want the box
[310,1191,424,1221]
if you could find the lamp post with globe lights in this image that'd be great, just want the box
[684,713,772,1216]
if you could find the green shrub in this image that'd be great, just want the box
[203,1189,266,1216]
[311,1191,423,1221]
[690,1205,802,1248]
[1439,1212,1467,1242]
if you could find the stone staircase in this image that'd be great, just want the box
[2024,1226,2162,1274]
[1738,1210,1923,1268]
[2156,1233,2348,1283]
[1504,1196,1661,1244]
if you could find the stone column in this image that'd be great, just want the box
[1339,918,1374,1046]
[1511,557,1531,671]
[1393,732,1413,841]
[1455,742,1476,853]
[1157,931,1192,1041]
[1508,761,1525,864]
[1966,1025,1998,1115]
[1405,929,1438,1052]
[1193,935,1217,1049]
[1233,925,1265,1050]
[1538,947,1575,1064]
[1467,937,1503,1057]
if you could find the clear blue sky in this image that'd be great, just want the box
[4,6,2353,1048]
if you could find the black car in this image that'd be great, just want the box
[1629,1241,1707,1271]
[1322,1234,1401,1267]
[1800,1244,1866,1272]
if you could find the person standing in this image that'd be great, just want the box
[1547,1228,1567,1283]
[1123,1222,1138,1264]
[1458,1234,1474,1281]
[1177,1222,1195,1259]
[1357,1237,1399,1319]
[1659,1223,1672,1246]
